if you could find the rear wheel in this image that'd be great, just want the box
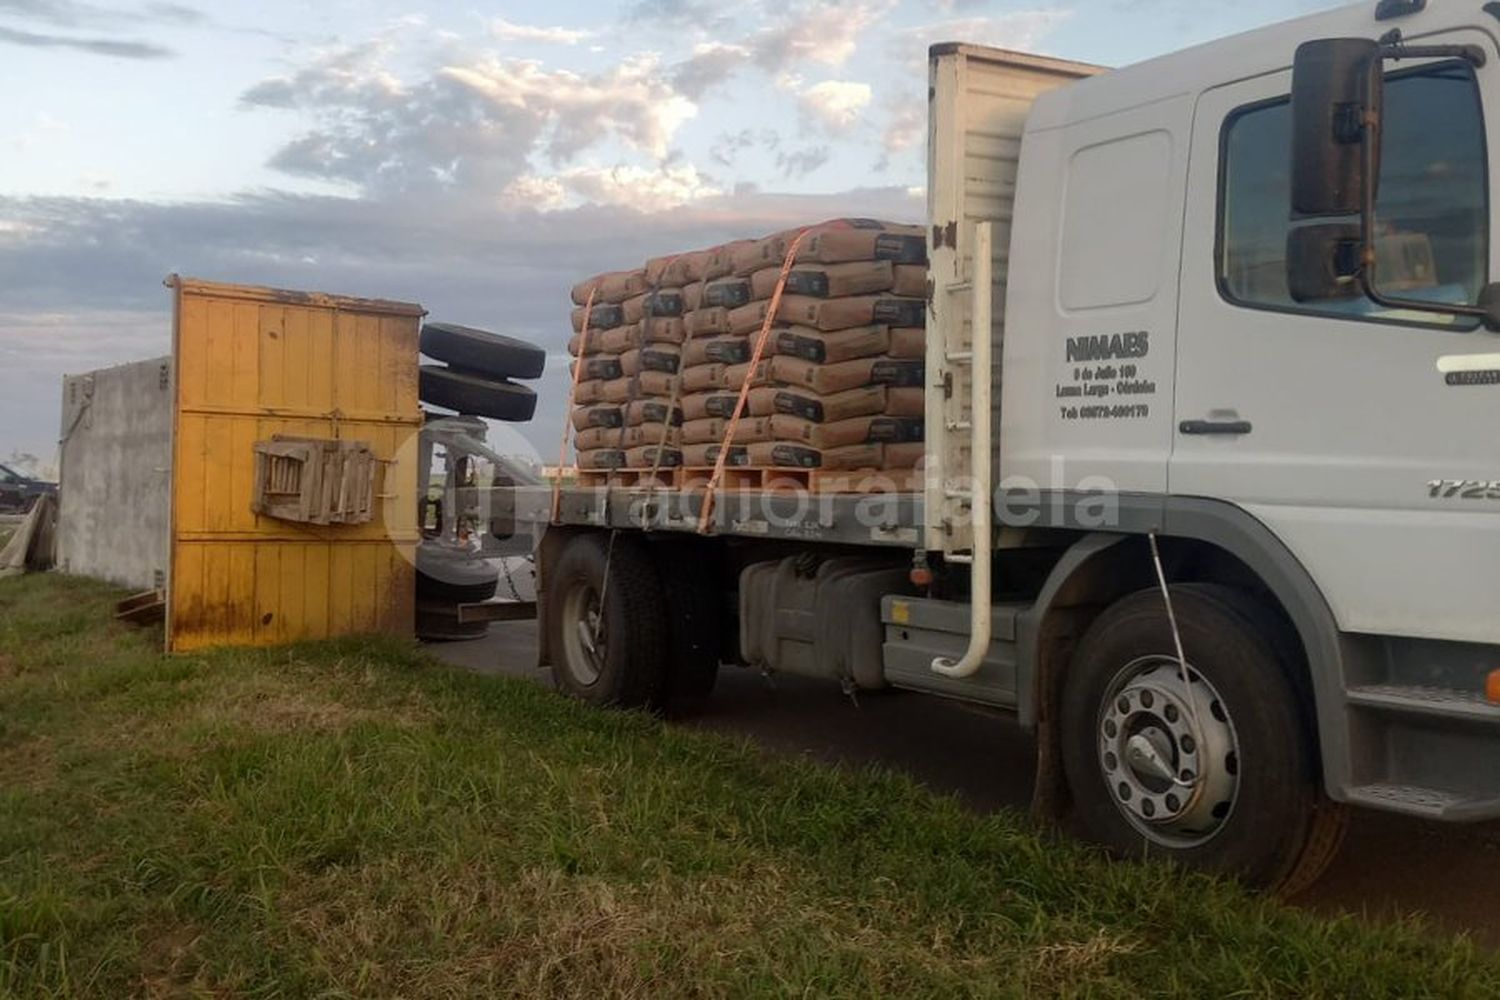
[547,533,668,709]
[1060,584,1343,890]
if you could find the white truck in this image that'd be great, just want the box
[533,0,1500,891]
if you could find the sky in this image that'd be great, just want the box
[0,0,1342,470]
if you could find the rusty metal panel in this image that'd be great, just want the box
[165,276,423,652]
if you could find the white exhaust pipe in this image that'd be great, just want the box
[933,221,994,680]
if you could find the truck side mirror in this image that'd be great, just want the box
[1290,38,1383,218]
[1286,224,1363,302]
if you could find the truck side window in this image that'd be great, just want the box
[1219,61,1487,326]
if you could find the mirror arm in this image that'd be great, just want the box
[1357,115,1491,325]
[1379,42,1487,67]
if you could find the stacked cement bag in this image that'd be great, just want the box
[568,219,927,473]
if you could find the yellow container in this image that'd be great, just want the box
[165,276,423,652]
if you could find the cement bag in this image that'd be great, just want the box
[638,317,687,344]
[574,379,606,405]
[888,327,925,359]
[575,426,625,451]
[769,356,925,395]
[685,308,732,337]
[622,288,686,325]
[722,359,775,391]
[577,449,628,471]
[619,423,682,449]
[572,405,624,431]
[802,230,927,266]
[592,325,639,354]
[743,442,885,471]
[885,442,926,469]
[774,261,896,299]
[704,240,754,281]
[682,282,704,312]
[632,371,680,397]
[603,372,679,402]
[624,399,684,426]
[745,385,889,423]
[681,391,741,422]
[776,294,926,332]
[892,265,928,298]
[773,325,889,364]
[650,251,710,288]
[620,344,681,376]
[702,276,754,309]
[683,335,753,367]
[572,355,624,381]
[570,302,626,331]
[770,415,924,451]
[681,416,774,445]
[886,387,926,417]
[681,443,748,467]
[571,269,649,306]
[625,446,682,469]
[681,363,727,393]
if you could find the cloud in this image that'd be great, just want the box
[0,23,172,57]
[878,94,925,166]
[243,43,698,196]
[749,1,889,71]
[798,79,872,135]
[776,144,831,178]
[671,41,752,100]
[489,18,593,46]
[891,9,1075,69]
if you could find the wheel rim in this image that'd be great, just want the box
[1096,656,1240,849]
[559,580,605,687]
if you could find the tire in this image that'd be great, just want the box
[546,532,669,709]
[1059,584,1333,890]
[416,571,498,605]
[419,366,537,422]
[421,323,546,381]
[658,542,723,705]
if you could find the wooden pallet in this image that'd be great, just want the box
[571,466,920,495]
[572,468,679,490]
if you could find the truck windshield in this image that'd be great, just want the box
[1220,61,1488,326]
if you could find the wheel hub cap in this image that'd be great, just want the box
[1098,660,1240,847]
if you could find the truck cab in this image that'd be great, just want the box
[537,0,1500,892]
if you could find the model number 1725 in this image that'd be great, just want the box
[1428,479,1500,500]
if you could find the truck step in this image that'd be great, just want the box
[1344,783,1500,822]
[1346,684,1500,725]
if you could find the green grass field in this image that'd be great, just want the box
[1,574,1496,998]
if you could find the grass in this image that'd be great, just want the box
[1,575,1497,998]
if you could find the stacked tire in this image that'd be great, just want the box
[419,323,544,423]
[416,322,545,641]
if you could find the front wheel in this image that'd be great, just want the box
[1060,584,1345,890]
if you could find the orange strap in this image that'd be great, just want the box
[696,229,810,534]
[552,287,597,523]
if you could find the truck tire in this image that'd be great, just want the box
[657,541,723,705]
[547,532,669,709]
[419,366,537,422]
[421,323,546,381]
[1059,584,1336,890]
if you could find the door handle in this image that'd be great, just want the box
[1179,419,1252,436]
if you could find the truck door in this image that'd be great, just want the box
[1172,36,1500,644]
